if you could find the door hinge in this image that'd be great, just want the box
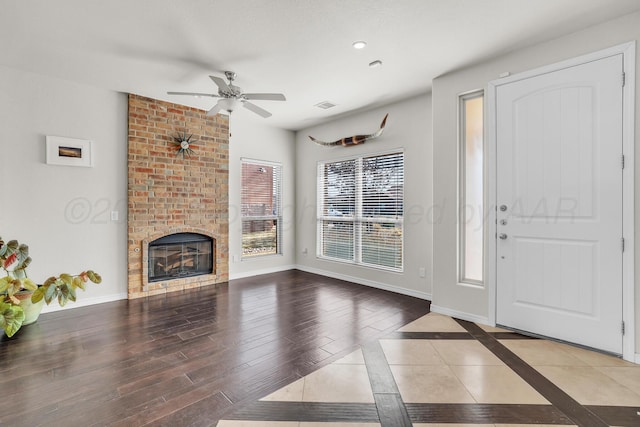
[622,154,625,169]
[622,321,626,335]
[622,237,625,252]
[622,72,626,87]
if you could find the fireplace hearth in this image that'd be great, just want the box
[148,233,214,282]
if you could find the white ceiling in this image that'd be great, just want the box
[2,0,639,130]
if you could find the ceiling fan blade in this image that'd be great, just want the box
[210,75,231,93]
[207,102,222,117]
[167,91,219,98]
[242,101,272,118]
[243,93,286,101]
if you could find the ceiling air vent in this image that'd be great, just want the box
[314,101,337,109]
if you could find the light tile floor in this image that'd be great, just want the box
[217,313,640,427]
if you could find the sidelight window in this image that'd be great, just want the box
[459,91,484,284]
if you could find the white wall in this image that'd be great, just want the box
[228,116,296,279]
[431,12,640,341]
[0,65,129,312]
[295,94,433,299]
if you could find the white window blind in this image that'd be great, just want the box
[241,159,282,258]
[317,152,404,271]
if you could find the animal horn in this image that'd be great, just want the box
[309,113,389,147]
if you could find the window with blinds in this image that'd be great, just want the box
[241,159,282,258]
[317,151,404,271]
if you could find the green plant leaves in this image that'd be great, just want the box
[18,244,28,259]
[31,286,45,303]
[5,240,18,253]
[44,281,57,305]
[0,276,10,293]
[72,276,84,290]
[42,276,57,287]
[0,299,25,337]
[86,271,102,284]
[59,274,73,287]
[21,278,37,291]
[1,234,102,336]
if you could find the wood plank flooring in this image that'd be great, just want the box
[0,270,430,426]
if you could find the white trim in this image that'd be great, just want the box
[458,90,485,286]
[240,157,282,168]
[40,293,127,313]
[316,151,405,272]
[296,265,431,301]
[430,304,490,327]
[621,42,636,363]
[229,264,297,280]
[486,78,498,327]
[487,41,636,362]
[241,158,284,258]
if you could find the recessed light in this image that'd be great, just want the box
[352,41,367,49]
[369,60,383,68]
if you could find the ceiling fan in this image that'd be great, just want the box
[167,71,286,118]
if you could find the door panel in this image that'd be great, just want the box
[513,237,597,316]
[496,54,623,354]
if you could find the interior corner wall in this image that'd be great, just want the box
[294,94,433,300]
[228,116,296,279]
[0,65,128,312]
[431,11,640,329]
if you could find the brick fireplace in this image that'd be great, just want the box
[127,94,229,299]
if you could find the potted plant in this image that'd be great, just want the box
[0,236,101,337]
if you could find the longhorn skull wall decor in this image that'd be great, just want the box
[309,113,388,147]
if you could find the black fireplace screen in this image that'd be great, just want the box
[148,233,214,282]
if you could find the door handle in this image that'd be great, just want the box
[499,233,508,240]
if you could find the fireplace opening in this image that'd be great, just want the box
[148,233,214,282]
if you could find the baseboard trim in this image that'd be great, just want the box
[40,266,429,312]
[295,265,431,301]
[429,304,491,327]
[40,293,128,313]
[229,264,297,280]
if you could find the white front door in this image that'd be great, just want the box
[495,54,624,354]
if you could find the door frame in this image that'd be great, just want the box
[486,42,636,361]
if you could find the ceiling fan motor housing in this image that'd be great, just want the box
[220,84,242,98]
[167,70,285,118]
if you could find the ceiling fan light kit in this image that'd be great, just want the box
[352,40,367,49]
[167,71,286,119]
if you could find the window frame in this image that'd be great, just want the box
[458,90,484,285]
[317,150,404,272]
[240,158,283,259]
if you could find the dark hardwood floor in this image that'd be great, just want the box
[0,270,430,426]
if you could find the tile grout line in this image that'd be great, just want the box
[361,340,412,427]
[455,318,609,427]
